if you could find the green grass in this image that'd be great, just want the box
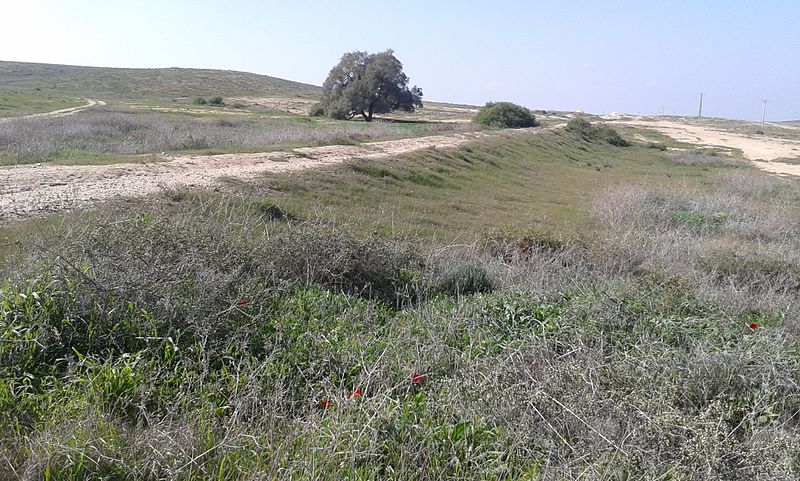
[255,129,736,240]
[0,91,85,117]
[0,60,321,106]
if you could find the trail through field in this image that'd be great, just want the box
[611,119,800,176]
[0,99,106,123]
[0,128,538,223]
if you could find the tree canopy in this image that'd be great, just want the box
[315,50,423,121]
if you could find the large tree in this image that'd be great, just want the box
[317,50,423,121]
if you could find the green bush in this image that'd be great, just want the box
[192,97,207,105]
[439,264,493,296]
[473,102,538,128]
[308,103,326,117]
[208,96,225,106]
[565,118,630,146]
[252,200,298,221]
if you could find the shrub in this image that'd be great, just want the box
[208,96,225,106]
[699,250,800,292]
[565,117,593,136]
[439,264,493,296]
[308,103,326,117]
[192,97,207,105]
[565,118,630,146]
[481,227,576,261]
[252,200,298,221]
[473,102,538,128]
[646,142,667,151]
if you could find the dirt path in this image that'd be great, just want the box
[611,119,800,176]
[0,99,106,123]
[0,128,537,223]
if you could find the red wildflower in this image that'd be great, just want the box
[749,323,759,330]
[411,373,425,385]
[348,388,362,399]
[319,400,334,408]
[238,299,249,306]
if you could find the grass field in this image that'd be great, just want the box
[0,92,86,118]
[1,64,800,480]
[0,106,474,166]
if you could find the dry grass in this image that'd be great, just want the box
[0,107,469,165]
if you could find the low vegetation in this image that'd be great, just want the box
[566,117,630,146]
[0,61,321,107]
[0,107,468,165]
[255,129,712,238]
[473,101,538,128]
[2,120,799,478]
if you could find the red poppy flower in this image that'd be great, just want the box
[348,388,362,399]
[749,323,759,329]
[411,373,425,385]
[319,400,333,408]
[238,299,248,306]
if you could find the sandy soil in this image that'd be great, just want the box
[611,119,800,176]
[1,128,536,223]
[0,99,106,123]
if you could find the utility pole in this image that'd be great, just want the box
[698,93,704,118]
[761,99,768,130]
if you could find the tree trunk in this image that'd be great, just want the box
[361,103,375,122]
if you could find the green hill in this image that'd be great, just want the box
[0,61,321,114]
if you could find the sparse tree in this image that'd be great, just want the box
[317,50,423,121]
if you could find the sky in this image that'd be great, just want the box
[1,0,798,121]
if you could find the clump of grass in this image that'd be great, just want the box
[671,151,747,167]
[699,250,800,292]
[646,141,667,150]
[251,199,298,221]
[438,264,493,296]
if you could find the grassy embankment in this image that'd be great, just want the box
[4,119,800,479]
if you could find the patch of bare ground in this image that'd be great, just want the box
[610,118,800,176]
[0,128,539,222]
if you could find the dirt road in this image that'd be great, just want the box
[0,128,534,223]
[611,118,800,176]
[0,99,106,123]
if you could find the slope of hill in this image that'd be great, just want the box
[0,61,321,114]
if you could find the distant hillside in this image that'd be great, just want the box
[0,61,321,102]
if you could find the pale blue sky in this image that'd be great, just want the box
[2,0,798,120]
